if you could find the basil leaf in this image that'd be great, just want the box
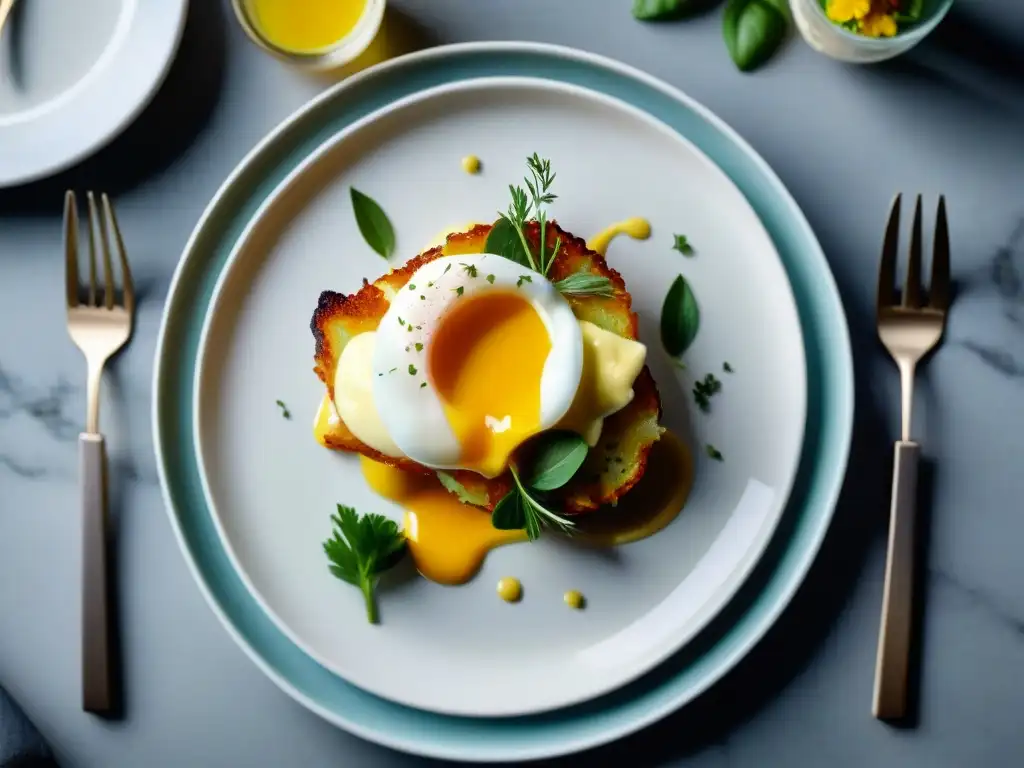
[492,491,527,530]
[484,216,532,267]
[525,431,589,491]
[632,0,716,20]
[661,274,700,356]
[723,0,787,73]
[350,187,396,259]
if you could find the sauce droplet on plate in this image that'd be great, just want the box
[586,217,651,257]
[575,430,694,546]
[497,577,522,603]
[461,155,481,175]
[359,456,527,585]
[563,589,585,609]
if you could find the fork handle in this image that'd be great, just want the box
[80,433,116,715]
[872,439,920,720]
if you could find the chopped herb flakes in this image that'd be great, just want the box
[275,400,291,419]
[408,364,417,375]
[673,234,694,255]
[723,362,733,373]
[453,286,464,297]
[706,444,724,461]
[414,342,424,352]
[486,274,496,284]
[461,263,478,278]
[693,372,722,412]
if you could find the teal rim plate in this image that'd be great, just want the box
[153,42,854,762]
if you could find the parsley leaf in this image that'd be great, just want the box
[672,234,694,256]
[322,505,406,624]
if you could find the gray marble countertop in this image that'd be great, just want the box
[2,0,1023,766]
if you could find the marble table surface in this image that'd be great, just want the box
[1,0,1023,766]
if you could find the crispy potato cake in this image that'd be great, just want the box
[311,221,663,513]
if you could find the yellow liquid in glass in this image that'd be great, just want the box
[247,0,368,53]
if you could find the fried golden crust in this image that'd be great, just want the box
[310,221,661,512]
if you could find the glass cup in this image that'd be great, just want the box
[789,0,955,63]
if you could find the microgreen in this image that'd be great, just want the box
[322,505,406,624]
[275,399,291,419]
[693,372,723,411]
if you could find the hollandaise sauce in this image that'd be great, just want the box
[360,457,527,584]
[461,155,481,175]
[497,577,522,603]
[245,0,367,53]
[563,590,585,609]
[575,431,694,546]
[587,217,651,257]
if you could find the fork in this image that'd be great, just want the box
[873,193,949,721]
[64,190,134,715]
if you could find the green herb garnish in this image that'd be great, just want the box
[415,342,424,352]
[673,234,694,256]
[693,372,723,411]
[349,188,396,260]
[461,263,479,278]
[490,431,585,541]
[487,155,562,275]
[486,274,496,284]
[275,399,291,419]
[322,505,406,624]
[408,364,417,375]
[706,444,724,461]
[723,0,788,73]
[517,275,533,288]
[551,273,615,298]
[661,274,700,357]
[453,285,464,297]
[632,0,709,20]
[723,361,733,373]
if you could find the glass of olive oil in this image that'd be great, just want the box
[232,0,386,71]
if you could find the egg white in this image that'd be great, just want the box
[371,253,583,475]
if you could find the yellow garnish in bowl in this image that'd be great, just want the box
[826,0,871,22]
[859,11,898,37]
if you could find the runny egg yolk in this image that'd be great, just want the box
[358,456,526,584]
[429,292,551,478]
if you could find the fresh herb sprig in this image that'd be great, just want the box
[484,155,614,299]
[491,431,588,540]
[322,505,407,624]
[552,273,616,298]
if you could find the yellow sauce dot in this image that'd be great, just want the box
[564,590,585,610]
[497,577,522,603]
[461,155,481,175]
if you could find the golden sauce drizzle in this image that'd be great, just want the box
[586,217,651,257]
[575,430,694,546]
[359,456,527,585]
[461,155,481,174]
[563,590,585,610]
[497,577,522,603]
[313,394,341,447]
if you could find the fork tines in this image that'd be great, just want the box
[877,194,950,312]
[64,191,134,313]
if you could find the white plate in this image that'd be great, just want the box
[0,0,188,187]
[193,77,807,717]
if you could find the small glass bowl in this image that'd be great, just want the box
[789,0,954,63]
[231,0,386,72]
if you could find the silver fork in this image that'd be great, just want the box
[873,194,950,720]
[64,190,135,715]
